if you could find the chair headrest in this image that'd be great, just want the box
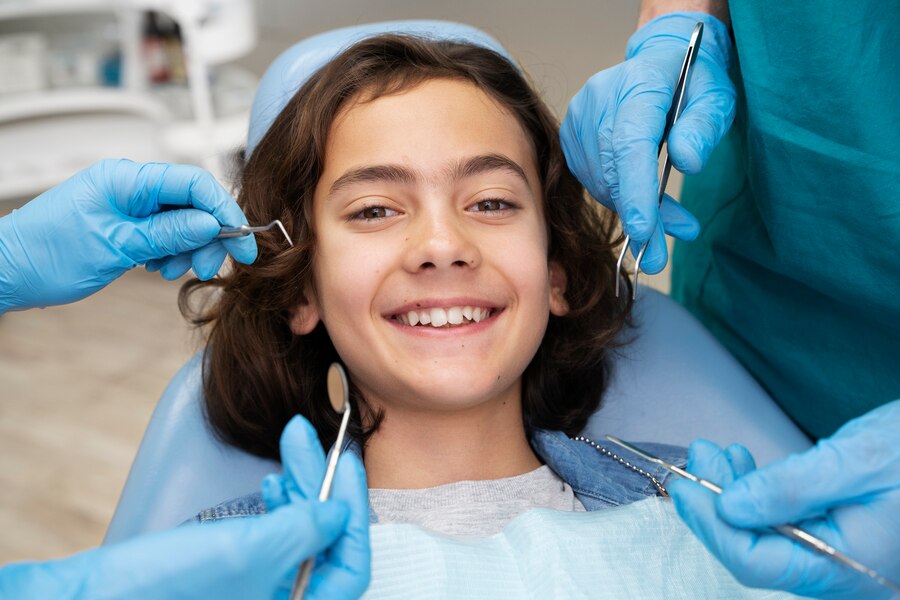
[246,20,513,153]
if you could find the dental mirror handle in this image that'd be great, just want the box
[291,363,351,600]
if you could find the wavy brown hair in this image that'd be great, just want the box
[180,34,631,461]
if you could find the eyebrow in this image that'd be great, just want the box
[328,153,530,196]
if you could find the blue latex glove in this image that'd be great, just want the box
[0,416,370,600]
[261,416,371,599]
[670,400,900,599]
[0,159,258,313]
[560,12,736,273]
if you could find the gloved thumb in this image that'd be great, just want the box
[719,402,900,528]
[125,208,221,264]
[256,500,350,568]
[718,439,886,529]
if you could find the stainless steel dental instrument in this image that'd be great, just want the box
[616,21,703,299]
[291,363,352,600]
[605,435,900,594]
[216,219,293,247]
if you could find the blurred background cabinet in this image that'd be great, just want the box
[0,0,259,201]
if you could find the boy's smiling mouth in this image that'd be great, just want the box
[392,305,497,328]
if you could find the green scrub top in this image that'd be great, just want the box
[671,2,900,439]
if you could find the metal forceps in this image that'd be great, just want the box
[616,22,703,299]
[290,363,353,600]
[216,220,294,247]
[605,435,900,594]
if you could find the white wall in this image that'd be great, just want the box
[238,0,640,118]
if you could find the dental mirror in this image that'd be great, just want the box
[327,362,350,414]
[291,362,352,600]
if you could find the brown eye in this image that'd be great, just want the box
[351,205,398,221]
[362,206,388,219]
[470,198,514,212]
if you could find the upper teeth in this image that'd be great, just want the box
[396,306,492,327]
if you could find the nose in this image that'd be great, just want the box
[402,207,481,273]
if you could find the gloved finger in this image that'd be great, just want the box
[723,444,757,478]
[670,477,825,592]
[631,214,668,275]
[559,74,614,210]
[79,499,349,599]
[150,163,258,265]
[158,252,193,281]
[659,194,700,241]
[667,59,736,174]
[673,442,790,588]
[191,241,228,281]
[306,451,371,600]
[134,208,220,261]
[109,160,258,265]
[145,259,162,273]
[719,400,900,529]
[220,235,258,265]
[611,84,672,243]
[262,473,290,511]
[262,500,350,569]
[280,415,328,501]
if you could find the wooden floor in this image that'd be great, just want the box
[0,267,196,563]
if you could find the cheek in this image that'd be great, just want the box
[314,238,388,325]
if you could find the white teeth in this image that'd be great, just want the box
[430,307,448,327]
[396,305,493,327]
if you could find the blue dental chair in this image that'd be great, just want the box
[104,21,812,545]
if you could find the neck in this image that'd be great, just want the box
[362,386,542,489]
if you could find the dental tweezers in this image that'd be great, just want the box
[605,435,900,594]
[216,220,294,247]
[616,21,703,299]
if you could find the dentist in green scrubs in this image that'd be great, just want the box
[561,1,899,598]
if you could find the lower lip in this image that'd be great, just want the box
[386,309,503,337]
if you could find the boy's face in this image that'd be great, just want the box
[293,78,567,416]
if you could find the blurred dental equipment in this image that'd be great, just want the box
[291,363,352,599]
[615,21,703,299]
[604,435,900,595]
[216,219,293,247]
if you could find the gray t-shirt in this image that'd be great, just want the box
[368,465,586,537]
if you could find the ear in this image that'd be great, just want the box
[289,296,321,335]
[548,261,569,317]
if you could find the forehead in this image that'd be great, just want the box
[321,78,538,181]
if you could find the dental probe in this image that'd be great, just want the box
[216,219,294,247]
[291,363,352,600]
[605,435,900,595]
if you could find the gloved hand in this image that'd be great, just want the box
[0,159,258,313]
[669,400,900,600]
[261,415,371,599]
[560,12,736,273]
[0,416,371,600]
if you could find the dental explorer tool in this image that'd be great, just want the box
[291,363,352,600]
[604,435,900,594]
[216,219,294,247]
[616,21,703,300]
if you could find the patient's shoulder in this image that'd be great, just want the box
[189,491,268,524]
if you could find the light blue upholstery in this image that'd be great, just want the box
[246,20,512,154]
[105,21,812,544]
